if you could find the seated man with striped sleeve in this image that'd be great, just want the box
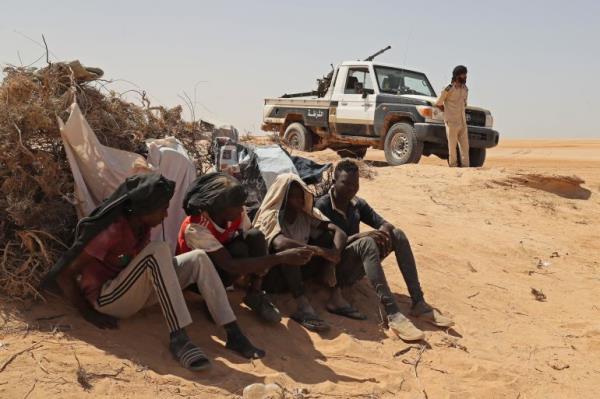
[43,174,264,372]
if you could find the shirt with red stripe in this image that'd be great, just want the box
[176,210,251,254]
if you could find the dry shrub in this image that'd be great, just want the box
[355,160,376,180]
[0,60,212,300]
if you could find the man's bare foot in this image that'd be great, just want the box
[291,295,330,332]
[327,287,351,309]
[296,295,317,316]
[326,288,366,320]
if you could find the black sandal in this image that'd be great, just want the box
[244,291,282,323]
[291,311,330,332]
[173,341,211,371]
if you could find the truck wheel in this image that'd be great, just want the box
[383,122,423,165]
[283,122,312,152]
[336,146,368,159]
[468,148,486,167]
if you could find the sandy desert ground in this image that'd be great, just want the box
[1,139,599,399]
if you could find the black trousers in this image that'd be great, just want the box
[215,228,268,286]
[263,228,425,315]
[262,232,334,298]
[336,228,424,315]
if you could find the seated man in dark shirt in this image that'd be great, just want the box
[315,159,454,341]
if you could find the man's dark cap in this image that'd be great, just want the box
[453,65,468,78]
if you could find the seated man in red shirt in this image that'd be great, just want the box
[178,172,313,323]
[44,174,263,372]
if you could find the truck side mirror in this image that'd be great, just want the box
[362,90,368,99]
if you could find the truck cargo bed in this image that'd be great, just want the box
[264,98,333,107]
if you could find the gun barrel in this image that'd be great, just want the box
[364,45,392,61]
[281,91,318,98]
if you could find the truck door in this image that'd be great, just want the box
[331,67,376,136]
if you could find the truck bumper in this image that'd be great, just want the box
[414,123,499,148]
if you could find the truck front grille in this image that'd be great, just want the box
[466,110,486,127]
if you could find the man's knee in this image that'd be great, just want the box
[244,228,267,255]
[186,249,217,278]
[311,230,334,248]
[189,248,208,261]
[392,228,408,243]
[144,241,173,269]
[227,238,249,258]
[245,228,265,242]
[354,236,379,256]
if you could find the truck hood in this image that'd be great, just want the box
[401,94,489,113]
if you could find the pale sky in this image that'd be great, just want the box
[1,0,599,138]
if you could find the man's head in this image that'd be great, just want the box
[136,203,170,228]
[452,65,468,84]
[213,183,246,222]
[124,173,175,228]
[285,181,306,213]
[183,172,247,222]
[333,159,360,201]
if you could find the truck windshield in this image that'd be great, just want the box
[375,66,435,97]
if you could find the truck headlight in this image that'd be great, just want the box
[416,106,444,122]
[485,111,494,128]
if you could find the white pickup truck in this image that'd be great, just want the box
[262,58,499,166]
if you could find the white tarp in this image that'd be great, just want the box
[145,137,196,248]
[59,102,196,253]
[59,103,145,217]
[253,145,298,189]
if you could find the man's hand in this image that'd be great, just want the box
[368,230,392,256]
[319,248,342,264]
[356,230,390,251]
[54,254,118,330]
[350,231,391,257]
[307,246,341,264]
[81,307,119,329]
[278,247,314,266]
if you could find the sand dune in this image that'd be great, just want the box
[1,140,599,399]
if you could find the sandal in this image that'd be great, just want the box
[411,301,455,328]
[388,313,425,342]
[291,311,330,332]
[326,305,367,320]
[172,341,211,371]
[244,291,282,323]
[416,309,455,328]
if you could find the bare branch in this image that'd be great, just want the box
[41,34,51,65]
[0,342,44,373]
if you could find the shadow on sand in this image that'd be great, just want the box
[10,284,387,395]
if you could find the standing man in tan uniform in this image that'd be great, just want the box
[436,65,469,167]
